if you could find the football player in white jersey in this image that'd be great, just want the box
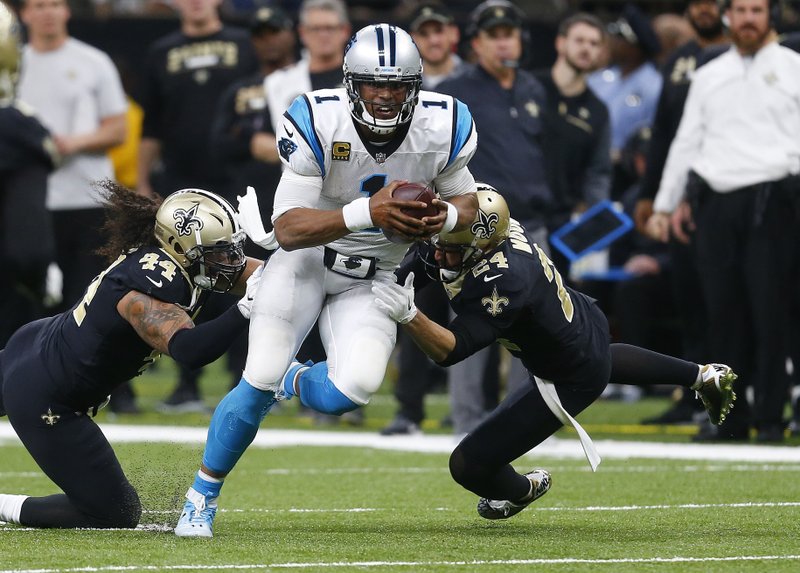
[176,23,478,538]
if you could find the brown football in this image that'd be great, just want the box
[384,183,438,243]
[392,183,438,219]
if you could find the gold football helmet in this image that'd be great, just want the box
[0,2,21,106]
[421,183,510,283]
[154,189,246,293]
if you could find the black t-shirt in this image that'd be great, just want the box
[39,246,208,408]
[532,69,610,219]
[140,27,257,185]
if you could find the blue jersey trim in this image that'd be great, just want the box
[448,98,473,167]
[284,95,326,177]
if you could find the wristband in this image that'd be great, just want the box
[342,197,374,231]
[441,202,458,233]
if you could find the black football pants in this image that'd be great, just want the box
[1,321,141,528]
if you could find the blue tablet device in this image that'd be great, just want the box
[549,200,634,263]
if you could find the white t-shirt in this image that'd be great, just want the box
[19,38,128,210]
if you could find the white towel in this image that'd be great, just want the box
[535,376,601,471]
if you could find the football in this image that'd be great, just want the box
[384,183,438,243]
[392,183,438,219]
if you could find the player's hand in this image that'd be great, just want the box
[670,201,695,245]
[633,199,654,235]
[369,180,428,242]
[237,264,264,319]
[645,212,670,243]
[237,186,279,250]
[372,272,417,324]
[418,198,449,238]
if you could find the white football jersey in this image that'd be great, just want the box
[271,87,477,268]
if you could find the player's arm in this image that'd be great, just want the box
[402,311,456,363]
[272,173,429,250]
[117,291,194,354]
[372,273,497,364]
[117,266,262,369]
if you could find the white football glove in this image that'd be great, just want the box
[237,264,264,319]
[237,186,279,250]
[372,272,417,324]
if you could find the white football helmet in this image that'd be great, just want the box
[154,189,246,293]
[343,23,422,136]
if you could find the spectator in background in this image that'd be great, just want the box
[588,3,662,165]
[380,1,464,436]
[533,12,611,276]
[409,2,463,90]
[261,0,352,426]
[264,0,351,135]
[652,12,696,67]
[210,4,297,241]
[634,0,728,426]
[648,0,800,443]
[137,0,257,412]
[18,0,127,314]
[0,1,59,347]
[438,0,552,435]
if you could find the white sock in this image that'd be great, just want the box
[198,470,223,484]
[0,494,29,524]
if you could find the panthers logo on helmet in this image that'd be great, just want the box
[173,203,204,237]
[471,210,499,240]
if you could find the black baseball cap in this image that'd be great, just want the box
[250,5,293,34]
[409,3,454,33]
[471,0,523,33]
[607,4,661,56]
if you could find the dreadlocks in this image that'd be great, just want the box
[95,180,162,262]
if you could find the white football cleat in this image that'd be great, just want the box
[174,487,217,538]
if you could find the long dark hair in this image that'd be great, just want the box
[95,180,162,262]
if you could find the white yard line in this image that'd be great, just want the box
[3,555,800,572]
[2,500,798,523]
[1,421,799,463]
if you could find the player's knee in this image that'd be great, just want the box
[116,490,142,529]
[243,360,291,392]
[243,331,296,391]
[94,483,141,529]
[449,446,470,488]
[449,445,489,492]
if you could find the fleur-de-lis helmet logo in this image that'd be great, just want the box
[471,209,499,240]
[173,203,204,236]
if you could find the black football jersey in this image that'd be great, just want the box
[39,246,206,407]
[438,220,607,381]
[0,103,57,173]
